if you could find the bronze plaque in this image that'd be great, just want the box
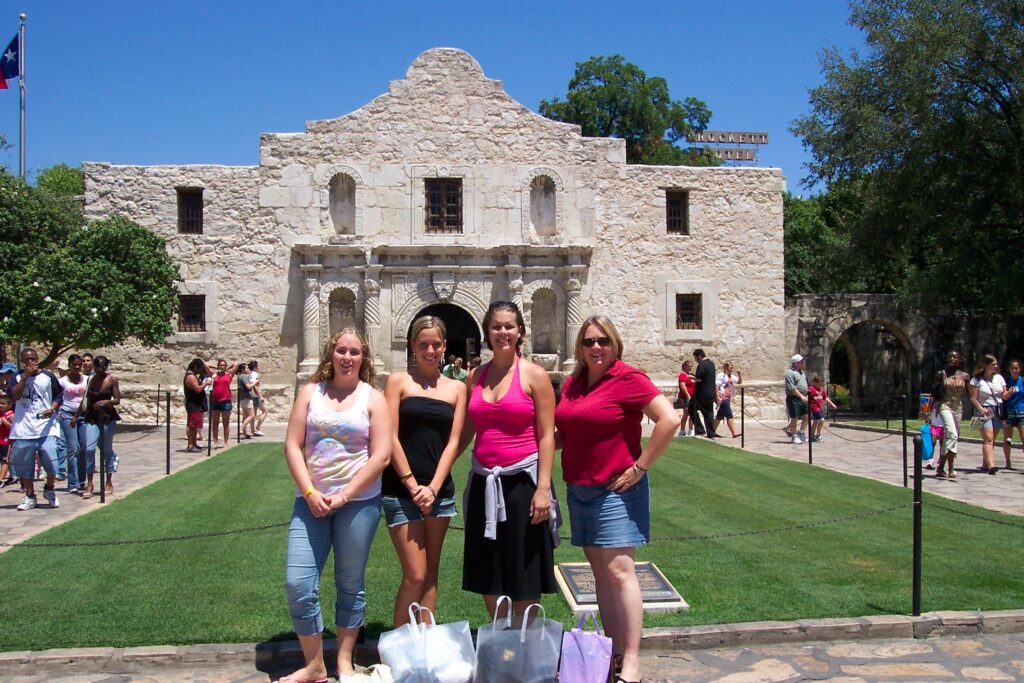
[556,562,682,606]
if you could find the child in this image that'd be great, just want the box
[926,371,945,470]
[808,375,837,443]
[0,396,13,487]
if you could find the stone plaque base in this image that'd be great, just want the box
[555,562,689,615]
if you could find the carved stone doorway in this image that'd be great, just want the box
[406,303,482,370]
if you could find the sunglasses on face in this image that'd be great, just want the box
[582,336,612,348]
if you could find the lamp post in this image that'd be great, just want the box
[812,317,827,382]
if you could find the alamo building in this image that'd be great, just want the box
[83,48,787,421]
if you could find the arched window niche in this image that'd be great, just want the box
[529,175,557,237]
[329,173,356,235]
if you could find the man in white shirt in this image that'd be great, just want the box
[8,348,64,510]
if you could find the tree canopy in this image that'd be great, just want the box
[540,55,719,165]
[36,163,84,198]
[0,170,180,367]
[791,0,1024,314]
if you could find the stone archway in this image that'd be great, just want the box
[829,320,914,413]
[405,303,482,369]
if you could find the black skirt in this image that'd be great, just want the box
[462,470,557,600]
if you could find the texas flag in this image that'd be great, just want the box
[0,34,19,89]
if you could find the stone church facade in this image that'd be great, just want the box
[83,49,786,421]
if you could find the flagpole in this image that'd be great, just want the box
[18,12,25,180]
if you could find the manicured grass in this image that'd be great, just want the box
[1,438,1022,651]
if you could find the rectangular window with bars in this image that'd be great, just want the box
[666,189,689,235]
[177,187,204,234]
[178,295,206,332]
[675,293,702,330]
[424,178,463,234]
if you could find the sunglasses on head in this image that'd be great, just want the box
[488,300,519,312]
[582,336,612,348]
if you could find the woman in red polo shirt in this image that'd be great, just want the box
[554,315,679,683]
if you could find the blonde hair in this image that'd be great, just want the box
[572,315,624,379]
[409,316,447,346]
[312,328,375,385]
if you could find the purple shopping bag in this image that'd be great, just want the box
[558,612,613,683]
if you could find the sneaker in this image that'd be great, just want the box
[252,431,265,437]
[16,495,37,511]
[792,435,803,444]
[68,486,80,494]
[784,427,794,437]
[43,488,60,509]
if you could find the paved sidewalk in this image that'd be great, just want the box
[674,419,1024,517]
[3,631,1024,681]
[0,423,288,553]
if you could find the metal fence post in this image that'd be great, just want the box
[206,406,212,457]
[165,391,171,475]
[98,417,106,504]
[236,382,241,444]
[740,386,745,449]
[807,420,813,465]
[155,383,160,427]
[902,394,909,488]
[913,434,923,616]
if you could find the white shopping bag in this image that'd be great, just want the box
[377,603,474,683]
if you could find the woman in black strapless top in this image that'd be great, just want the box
[72,355,121,498]
[381,316,467,627]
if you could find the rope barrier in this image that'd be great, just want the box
[820,424,899,443]
[2,504,916,549]
[109,426,164,444]
[929,503,1024,529]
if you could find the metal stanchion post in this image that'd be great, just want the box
[165,391,171,475]
[912,434,923,616]
[236,384,241,444]
[740,386,745,449]
[902,394,909,488]
[807,418,813,465]
[155,384,160,427]
[886,393,891,430]
[98,417,107,504]
[206,407,212,457]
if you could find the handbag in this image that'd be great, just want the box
[918,424,934,460]
[558,612,613,683]
[474,601,563,683]
[996,402,1008,421]
[378,603,475,683]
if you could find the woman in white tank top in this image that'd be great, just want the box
[278,329,392,683]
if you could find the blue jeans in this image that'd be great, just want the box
[285,494,381,635]
[83,421,119,475]
[57,415,80,488]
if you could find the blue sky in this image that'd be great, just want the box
[0,1,863,193]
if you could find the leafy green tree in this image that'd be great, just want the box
[540,55,718,165]
[36,163,84,198]
[0,173,180,367]
[792,0,1024,314]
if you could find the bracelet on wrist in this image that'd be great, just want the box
[302,485,316,498]
[633,462,649,475]
[339,491,351,505]
[399,471,415,482]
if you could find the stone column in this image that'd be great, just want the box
[363,267,385,374]
[563,277,582,372]
[299,264,323,374]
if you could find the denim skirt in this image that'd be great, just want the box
[566,475,650,548]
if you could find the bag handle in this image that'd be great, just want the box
[406,602,438,628]
[519,603,547,643]
[490,595,513,629]
[576,611,603,635]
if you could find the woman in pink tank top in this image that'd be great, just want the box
[459,300,558,618]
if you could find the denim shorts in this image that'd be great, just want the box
[381,494,457,527]
[1006,409,1024,427]
[566,476,650,548]
[811,410,824,421]
[9,436,60,479]
[716,399,733,420]
[209,400,232,412]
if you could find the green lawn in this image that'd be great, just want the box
[1,439,1022,652]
